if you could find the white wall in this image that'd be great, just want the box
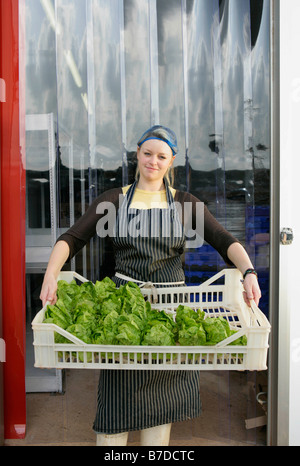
[278,0,300,446]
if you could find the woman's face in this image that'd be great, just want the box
[137,139,174,185]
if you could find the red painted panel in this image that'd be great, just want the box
[0,0,26,439]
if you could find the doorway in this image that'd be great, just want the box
[24,0,271,445]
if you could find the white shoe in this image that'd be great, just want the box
[96,432,129,446]
[140,423,171,446]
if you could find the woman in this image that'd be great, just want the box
[40,125,261,446]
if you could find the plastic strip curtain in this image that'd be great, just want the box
[30,0,269,287]
[149,0,160,125]
[218,0,254,257]
[86,0,97,280]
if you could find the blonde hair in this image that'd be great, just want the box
[137,125,178,156]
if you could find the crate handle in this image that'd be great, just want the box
[57,271,90,284]
[72,272,90,283]
[215,329,247,347]
[51,325,87,346]
[248,300,271,327]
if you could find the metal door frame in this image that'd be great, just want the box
[269,0,300,446]
[267,0,280,446]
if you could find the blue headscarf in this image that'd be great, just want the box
[137,125,178,156]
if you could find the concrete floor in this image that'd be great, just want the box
[4,369,267,446]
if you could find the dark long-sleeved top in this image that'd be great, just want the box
[57,187,238,267]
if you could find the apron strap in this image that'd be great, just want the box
[115,272,185,303]
[115,272,184,287]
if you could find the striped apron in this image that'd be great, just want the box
[93,181,201,434]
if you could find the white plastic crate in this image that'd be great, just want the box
[32,269,270,371]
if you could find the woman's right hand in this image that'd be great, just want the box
[39,240,70,307]
[40,273,58,307]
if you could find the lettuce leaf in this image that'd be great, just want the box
[43,278,247,348]
[178,323,207,346]
[116,321,141,346]
[142,322,175,346]
[202,317,230,345]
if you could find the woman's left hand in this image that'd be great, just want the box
[242,273,261,307]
